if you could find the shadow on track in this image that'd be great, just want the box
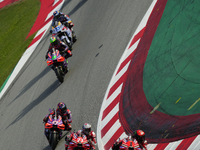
[7,66,51,106]
[6,80,61,129]
[62,0,88,16]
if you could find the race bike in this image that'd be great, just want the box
[54,15,77,43]
[44,109,65,150]
[112,139,142,150]
[65,132,91,150]
[46,48,68,83]
[51,21,74,49]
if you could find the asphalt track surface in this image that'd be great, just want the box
[0,0,153,150]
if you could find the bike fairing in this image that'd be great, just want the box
[51,21,73,48]
[47,36,72,59]
[43,107,72,139]
[44,110,65,150]
[51,11,77,43]
[66,131,91,150]
[112,131,147,150]
[46,48,68,70]
[112,137,142,150]
[66,128,96,149]
[46,37,71,83]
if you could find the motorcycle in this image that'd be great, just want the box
[65,132,91,150]
[55,15,77,43]
[51,21,74,49]
[44,109,65,150]
[46,48,68,83]
[112,138,142,150]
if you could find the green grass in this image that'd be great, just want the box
[0,0,40,88]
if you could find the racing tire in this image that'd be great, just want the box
[55,67,64,83]
[73,36,77,43]
[50,133,58,150]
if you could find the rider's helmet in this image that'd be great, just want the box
[82,123,91,135]
[53,10,61,20]
[50,36,59,46]
[57,102,67,114]
[134,130,145,143]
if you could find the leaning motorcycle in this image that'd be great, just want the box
[44,109,65,150]
[46,48,68,83]
[51,21,74,49]
[112,139,142,150]
[65,132,91,150]
[55,15,77,43]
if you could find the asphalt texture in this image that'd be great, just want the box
[0,0,153,150]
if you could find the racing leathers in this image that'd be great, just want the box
[56,108,72,131]
[52,12,73,29]
[51,12,76,41]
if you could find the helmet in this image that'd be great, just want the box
[134,130,145,143]
[50,36,59,45]
[57,102,67,113]
[53,10,61,19]
[82,123,91,135]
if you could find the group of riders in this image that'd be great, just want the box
[45,10,75,67]
[43,102,97,150]
[43,102,147,150]
[44,10,148,150]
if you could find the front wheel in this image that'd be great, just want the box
[55,67,64,83]
[72,30,77,43]
[50,132,58,150]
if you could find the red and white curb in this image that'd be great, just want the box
[0,0,65,99]
[97,0,200,149]
[97,0,158,149]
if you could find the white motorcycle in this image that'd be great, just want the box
[51,21,73,49]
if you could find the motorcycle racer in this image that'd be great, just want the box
[45,36,72,60]
[65,123,96,149]
[52,10,72,26]
[112,134,141,150]
[133,130,147,150]
[51,10,76,42]
[112,130,147,150]
[43,103,72,142]
[56,102,72,131]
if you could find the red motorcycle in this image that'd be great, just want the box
[65,132,90,150]
[112,138,142,150]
